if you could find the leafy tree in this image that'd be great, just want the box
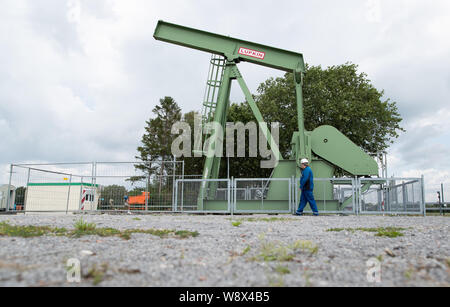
[136,96,182,165]
[134,97,182,189]
[225,63,404,177]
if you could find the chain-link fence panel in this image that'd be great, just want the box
[358,178,425,215]
[234,178,292,214]
[175,179,231,213]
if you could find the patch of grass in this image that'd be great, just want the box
[132,217,141,221]
[0,221,198,241]
[231,221,242,227]
[291,240,319,255]
[326,227,406,238]
[257,241,294,262]
[327,228,346,232]
[0,222,67,238]
[121,229,198,240]
[174,230,199,239]
[446,258,450,268]
[252,240,318,262]
[375,229,404,238]
[275,265,291,275]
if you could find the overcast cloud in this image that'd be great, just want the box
[0,0,449,201]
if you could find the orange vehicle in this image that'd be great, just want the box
[128,192,150,210]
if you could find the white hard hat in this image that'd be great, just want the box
[301,159,309,165]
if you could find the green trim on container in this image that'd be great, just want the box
[27,183,99,187]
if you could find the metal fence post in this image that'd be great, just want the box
[5,164,13,212]
[24,167,31,212]
[356,177,360,216]
[234,177,238,213]
[65,174,73,215]
[91,162,95,191]
[174,179,178,212]
[228,178,231,215]
[78,177,84,211]
[181,179,184,212]
[172,157,176,212]
[421,175,426,217]
[230,177,234,216]
[288,178,293,212]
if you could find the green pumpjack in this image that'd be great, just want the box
[153,21,379,212]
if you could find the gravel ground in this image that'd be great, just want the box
[0,213,448,287]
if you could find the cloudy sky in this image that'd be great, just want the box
[1,0,449,201]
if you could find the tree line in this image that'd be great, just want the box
[136,63,404,178]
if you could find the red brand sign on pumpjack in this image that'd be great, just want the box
[238,47,265,60]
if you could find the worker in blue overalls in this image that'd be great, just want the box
[296,159,319,216]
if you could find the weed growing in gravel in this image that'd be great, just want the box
[74,219,97,232]
[132,218,141,221]
[404,267,415,280]
[231,221,242,227]
[242,246,251,256]
[327,227,406,238]
[275,265,291,275]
